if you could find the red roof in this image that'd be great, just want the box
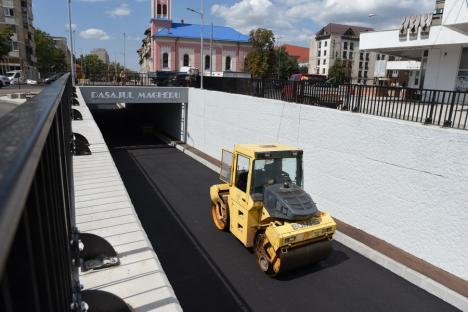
[283,44,309,63]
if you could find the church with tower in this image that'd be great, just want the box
[138,0,252,74]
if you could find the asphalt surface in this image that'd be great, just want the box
[92,108,459,312]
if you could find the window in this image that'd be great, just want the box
[324,50,327,56]
[381,55,386,61]
[318,50,321,57]
[205,55,210,70]
[157,4,162,15]
[162,4,167,16]
[364,71,368,78]
[359,62,363,69]
[225,56,231,71]
[358,71,362,78]
[343,42,348,50]
[349,52,353,59]
[4,8,14,17]
[162,52,169,68]
[323,59,326,65]
[11,41,18,51]
[183,54,189,66]
[423,50,429,57]
[235,155,250,193]
[350,42,354,50]
[322,68,325,74]
[318,41,321,49]
[324,41,328,47]
[252,157,303,194]
[365,63,369,70]
[377,54,380,61]
[365,53,369,61]
[342,51,347,59]
[317,59,320,66]
[360,52,364,60]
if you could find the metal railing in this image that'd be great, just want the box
[202,77,468,130]
[0,74,81,311]
[79,71,199,87]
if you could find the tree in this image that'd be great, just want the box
[328,59,352,83]
[275,47,299,79]
[245,28,277,78]
[35,29,67,74]
[78,54,107,78]
[0,26,12,59]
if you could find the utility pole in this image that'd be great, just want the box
[123,32,127,73]
[187,1,204,89]
[210,22,213,77]
[201,0,204,89]
[67,0,75,85]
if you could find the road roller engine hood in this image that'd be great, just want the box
[263,182,318,221]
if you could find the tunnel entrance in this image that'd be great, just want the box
[81,86,189,143]
[90,102,186,143]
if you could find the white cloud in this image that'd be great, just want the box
[212,0,435,44]
[79,28,110,40]
[107,3,131,17]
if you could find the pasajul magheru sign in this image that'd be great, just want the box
[80,86,189,104]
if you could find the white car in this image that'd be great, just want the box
[0,75,10,88]
[26,79,38,85]
[6,70,22,84]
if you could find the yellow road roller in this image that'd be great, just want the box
[210,144,336,276]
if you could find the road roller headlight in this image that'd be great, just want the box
[284,236,296,244]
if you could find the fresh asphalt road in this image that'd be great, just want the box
[92,109,459,312]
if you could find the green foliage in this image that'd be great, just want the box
[78,55,135,79]
[245,28,277,78]
[78,54,107,78]
[35,29,67,74]
[0,27,12,59]
[275,47,299,79]
[328,59,352,83]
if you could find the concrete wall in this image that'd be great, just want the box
[187,88,468,281]
[424,45,462,90]
[443,0,468,27]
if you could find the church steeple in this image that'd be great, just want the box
[152,0,172,20]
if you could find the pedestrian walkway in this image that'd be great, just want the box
[72,90,181,312]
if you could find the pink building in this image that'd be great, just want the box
[143,0,252,74]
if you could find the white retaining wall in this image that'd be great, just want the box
[187,88,468,281]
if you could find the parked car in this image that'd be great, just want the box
[26,79,38,85]
[6,70,22,84]
[0,75,11,88]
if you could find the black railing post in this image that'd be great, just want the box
[424,91,438,125]
[443,92,457,127]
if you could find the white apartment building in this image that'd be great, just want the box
[309,23,386,84]
[360,0,468,91]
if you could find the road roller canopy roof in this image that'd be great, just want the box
[234,144,303,159]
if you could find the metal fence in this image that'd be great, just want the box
[0,74,82,311]
[202,77,468,130]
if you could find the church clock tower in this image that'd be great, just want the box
[151,0,172,20]
[150,0,173,72]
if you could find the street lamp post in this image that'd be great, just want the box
[187,0,204,89]
[67,0,75,86]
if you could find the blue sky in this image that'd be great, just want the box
[33,0,435,71]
